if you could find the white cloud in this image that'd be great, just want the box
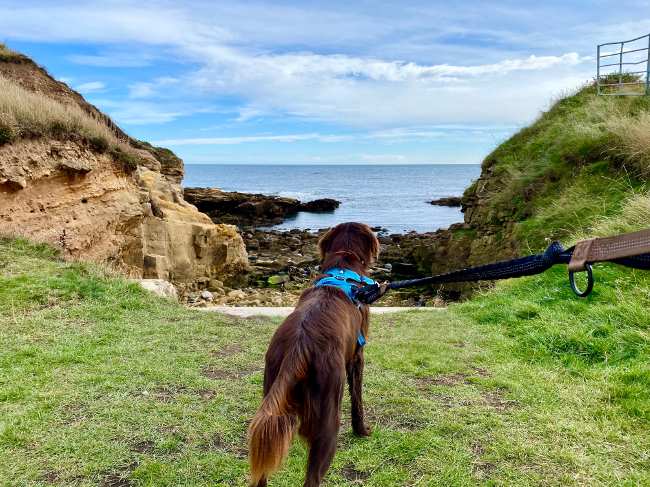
[128,77,179,98]
[153,125,514,146]
[96,99,187,125]
[0,1,621,129]
[184,46,592,127]
[154,133,340,145]
[75,81,106,93]
[68,53,154,67]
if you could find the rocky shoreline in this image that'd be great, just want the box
[181,187,464,307]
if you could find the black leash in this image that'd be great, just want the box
[355,241,650,305]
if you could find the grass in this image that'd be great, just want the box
[0,75,141,171]
[2,237,650,486]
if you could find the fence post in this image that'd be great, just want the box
[647,34,650,95]
[597,44,601,95]
[619,41,624,87]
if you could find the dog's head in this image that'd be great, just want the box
[318,222,379,271]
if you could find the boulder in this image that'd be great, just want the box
[200,290,214,301]
[134,279,178,300]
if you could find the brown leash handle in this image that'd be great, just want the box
[356,228,650,304]
[568,228,650,271]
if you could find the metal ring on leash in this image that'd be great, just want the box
[569,263,594,297]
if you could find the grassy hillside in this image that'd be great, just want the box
[2,235,650,486]
[461,82,650,254]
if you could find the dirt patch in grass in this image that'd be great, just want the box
[366,406,428,431]
[42,471,61,483]
[471,366,491,377]
[205,433,248,458]
[340,464,370,482]
[471,441,496,479]
[201,365,261,380]
[198,389,217,400]
[131,440,155,454]
[153,385,189,402]
[211,343,243,358]
[481,389,518,411]
[100,462,137,487]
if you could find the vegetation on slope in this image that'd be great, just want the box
[0,45,182,175]
[2,236,650,486]
[0,75,141,171]
[462,82,650,252]
[0,43,26,63]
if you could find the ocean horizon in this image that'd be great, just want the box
[184,164,481,233]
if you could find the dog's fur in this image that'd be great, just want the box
[248,222,380,487]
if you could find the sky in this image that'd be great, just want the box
[1,1,649,164]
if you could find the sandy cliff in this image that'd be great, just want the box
[0,47,247,289]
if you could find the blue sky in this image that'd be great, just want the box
[1,1,649,164]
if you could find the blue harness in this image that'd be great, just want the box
[314,268,376,346]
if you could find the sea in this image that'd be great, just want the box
[184,164,481,234]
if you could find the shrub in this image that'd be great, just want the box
[0,112,17,145]
[88,135,109,153]
[109,147,139,173]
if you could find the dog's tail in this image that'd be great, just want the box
[248,340,309,486]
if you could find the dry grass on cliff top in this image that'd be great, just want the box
[2,236,650,486]
[0,43,23,62]
[0,75,141,171]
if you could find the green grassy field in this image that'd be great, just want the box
[2,238,650,486]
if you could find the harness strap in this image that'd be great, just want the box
[314,268,374,346]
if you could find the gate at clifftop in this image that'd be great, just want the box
[597,33,650,96]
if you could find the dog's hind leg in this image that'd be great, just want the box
[347,348,371,437]
[302,369,344,487]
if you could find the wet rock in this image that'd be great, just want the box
[298,198,339,212]
[430,196,462,207]
[183,187,341,229]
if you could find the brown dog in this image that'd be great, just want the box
[248,222,380,487]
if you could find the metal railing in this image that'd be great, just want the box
[597,33,650,96]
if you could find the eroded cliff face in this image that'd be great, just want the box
[0,53,247,290]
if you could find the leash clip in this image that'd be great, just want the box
[568,263,594,298]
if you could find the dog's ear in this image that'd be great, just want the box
[318,226,340,261]
[361,224,380,264]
